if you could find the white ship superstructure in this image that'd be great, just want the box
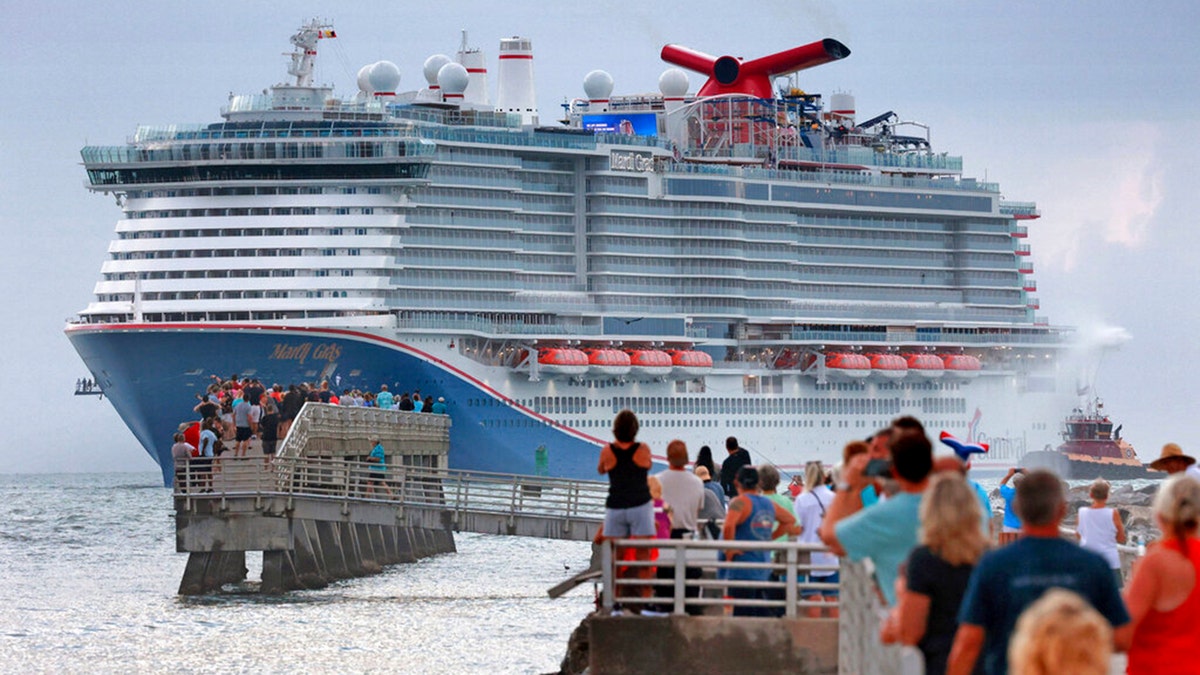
[69,20,1067,484]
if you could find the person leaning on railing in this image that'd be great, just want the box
[721,466,800,617]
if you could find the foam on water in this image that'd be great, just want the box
[0,473,593,673]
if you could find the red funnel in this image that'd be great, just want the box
[660,39,850,98]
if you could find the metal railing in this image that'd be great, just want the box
[599,538,839,618]
[173,455,609,524]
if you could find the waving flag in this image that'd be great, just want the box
[939,431,988,462]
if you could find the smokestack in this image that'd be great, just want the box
[660,39,850,99]
[496,36,538,125]
[457,30,490,106]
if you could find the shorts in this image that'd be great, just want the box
[236,427,252,441]
[603,501,655,537]
[262,440,277,455]
[1001,525,1021,534]
[369,472,386,482]
[801,571,840,598]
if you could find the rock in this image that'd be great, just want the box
[558,612,595,675]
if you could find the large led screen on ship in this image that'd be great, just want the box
[582,113,658,136]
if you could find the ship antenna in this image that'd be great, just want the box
[287,19,336,87]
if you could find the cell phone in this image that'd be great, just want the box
[864,458,893,477]
[1015,468,1026,474]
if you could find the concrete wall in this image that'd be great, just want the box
[588,615,839,674]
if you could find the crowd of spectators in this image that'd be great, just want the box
[172,375,450,488]
[596,408,1200,675]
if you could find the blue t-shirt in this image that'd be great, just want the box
[369,443,386,470]
[834,490,922,605]
[999,484,1020,529]
[971,480,992,534]
[376,391,394,409]
[957,537,1130,675]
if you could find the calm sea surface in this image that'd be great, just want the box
[0,473,594,674]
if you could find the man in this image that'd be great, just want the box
[376,385,394,410]
[364,439,392,497]
[1149,442,1200,482]
[398,392,414,411]
[232,395,253,457]
[718,436,752,498]
[431,396,447,415]
[693,466,725,539]
[655,440,706,538]
[818,430,932,605]
[652,439,707,614]
[279,384,304,437]
[946,469,1131,675]
[722,466,800,616]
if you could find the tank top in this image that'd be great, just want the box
[727,494,775,581]
[605,442,651,509]
[1077,506,1120,569]
[1127,537,1200,674]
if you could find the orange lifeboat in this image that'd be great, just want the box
[584,348,632,376]
[825,352,871,380]
[536,348,589,377]
[667,349,714,378]
[868,353,908,380]
[906,353,945,379]
[626,349,672,378]
[772,348,801,370]
[942,354,982,378]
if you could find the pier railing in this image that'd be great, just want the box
[173,455,609,526]
[599,538,839,618]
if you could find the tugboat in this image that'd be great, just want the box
[1020,399,1157,480]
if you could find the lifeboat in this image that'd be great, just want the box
[868,353,908,380]
[824,352,871,380]
[584,348,632,376]
[772,348,801,370]
[905,353,945,379]
[667,349,714,378]
[535,348,589,377]
[942,354,982,378]
[626,349,672,378]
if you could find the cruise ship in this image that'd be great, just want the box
[68,20,1072,486]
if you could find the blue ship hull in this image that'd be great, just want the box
[67,324,607,486]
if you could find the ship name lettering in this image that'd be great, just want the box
[312,343,342,362]
[610,150,654,173]
[270,342,313,363]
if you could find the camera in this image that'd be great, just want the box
[863,458,893,477]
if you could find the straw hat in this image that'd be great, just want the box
[693,465,711,481]
[1149,443,1196,471]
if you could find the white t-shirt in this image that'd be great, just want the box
[793,485,839,576]
[654,468,706,533]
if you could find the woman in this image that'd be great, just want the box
[722,466,800,617]
[1124,475,1200,673]
[1008,589,1112,675]
[1076,478,1126,587]
[695,445,723,506]
[598,409,655,607]
[882,473,986,675]
[793,461,839,618]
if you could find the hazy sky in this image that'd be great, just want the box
[1,0,1196,474]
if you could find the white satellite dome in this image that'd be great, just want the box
[368,61,401,94]
[658,68,689,97]
[357,64,375,94]
[438,62,470,95]
[583,70,614,100]
[423,54,453,85]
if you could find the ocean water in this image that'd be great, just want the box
[0,473,594,674]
